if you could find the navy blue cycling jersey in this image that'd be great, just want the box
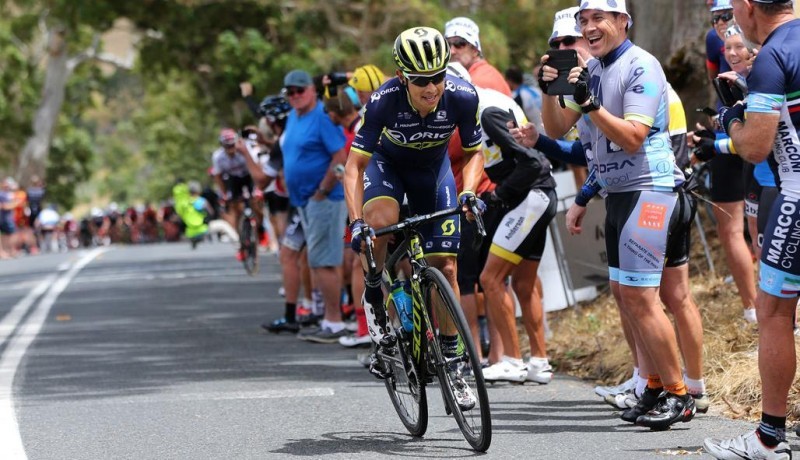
[746,19,800,199]
[350,76,482,166]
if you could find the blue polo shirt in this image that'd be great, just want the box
[282,102,346,207]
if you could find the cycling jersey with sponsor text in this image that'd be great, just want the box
[565,40,684,193]
[350,76,482,165]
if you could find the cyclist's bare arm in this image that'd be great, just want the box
[240,142,271,190]
[344,150,370,221]
[213,174,227,199]
[461,148,484,194]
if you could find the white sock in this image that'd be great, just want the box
[504,355,524,366]
[632,366,639,380]
[326,321,345,333]
[529,357,549,366]
[684,376,706,395]
[635,376,648,398]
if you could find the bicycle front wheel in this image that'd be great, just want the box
[380,304,428,436]
[422,267,492,452]
[239,216,259,275]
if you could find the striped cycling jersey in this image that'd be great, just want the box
[746,19,800,199]
[565,40,684,193]
[350,76,482,167]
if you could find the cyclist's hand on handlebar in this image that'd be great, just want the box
[458,191,486,222]
[350,218,375,253]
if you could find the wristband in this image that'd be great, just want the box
[714,138,737,155]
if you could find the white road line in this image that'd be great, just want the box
[0,275,57,349]
[0,247,106,460]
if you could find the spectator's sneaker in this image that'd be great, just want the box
[298,326,348,344]
[595,375,636,398]
[450,376,477,411]
[261,318,300,334]
[278,286,285,297]
[482,357,527,383]
[605,390,638,410]
[235,249,245,262]
[704,430,791,460]
[743,308,758,324]
[621,386,662,423]
[526,359,553,384]
[298,313,323,328]
[338,333,372,348]
[343,320,358,333]
[635,392,696,431]
[296,305,313,317]
[341,303,355,321]
[691,392,710,414]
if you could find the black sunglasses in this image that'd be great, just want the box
[404,70,447,87]
[711,12,733,24]
[448,38,470,49]
[549,36,578,49]
[284,86,306,97]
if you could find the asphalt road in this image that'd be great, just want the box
[0,242,776,459]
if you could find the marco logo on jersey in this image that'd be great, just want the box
[776,121,800,171]
[766,196,800,270]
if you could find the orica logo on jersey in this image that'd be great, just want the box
[370,85,400,103]
[445,80,476,95]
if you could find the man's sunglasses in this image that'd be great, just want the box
[284,86,306,97]
[448,38,470,49]
[404,70,447,87]
[549,36,578,49]
[711,12,733,24]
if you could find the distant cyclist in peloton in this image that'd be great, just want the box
[210,128,254,261]
[343,27,486,409]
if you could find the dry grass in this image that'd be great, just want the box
[524,207,800,422]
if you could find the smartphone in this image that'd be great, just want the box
[712,78,744,107]
[544,49,578,96]
[507,108,518,128]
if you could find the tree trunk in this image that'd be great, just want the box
[16,27,70,188]
[630,0,713,119]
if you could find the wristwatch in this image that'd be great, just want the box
[581,95,601,114]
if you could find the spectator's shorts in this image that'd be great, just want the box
[299,198,347,268]
[606,190,678,287]
[759,193,800,298]
[0,217,15,235]
[265,191,289,215]
[456,202,502,294]
[489,188,557,264]
[282,207,305,252]
[665,188,696,268]
[708,154,745,203]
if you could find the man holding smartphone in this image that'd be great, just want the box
[539,0,694,430]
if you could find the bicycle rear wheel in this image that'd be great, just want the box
[422,267,492,452]
[379,303,428,437]
[239,216,259,275]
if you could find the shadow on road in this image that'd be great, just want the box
[271,431,482,458]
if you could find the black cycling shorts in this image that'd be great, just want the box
[223,174,253,202]
[708,155,745,203]
[665,188,696,268]
[265,192,289,215]
[456,201,503,294]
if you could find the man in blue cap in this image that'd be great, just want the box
[704,1,798,458]
[279,69,350,344]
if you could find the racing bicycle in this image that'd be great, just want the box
[238,199,259,275]
[362,199,492,452]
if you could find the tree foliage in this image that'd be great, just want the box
[1,0,712,210]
